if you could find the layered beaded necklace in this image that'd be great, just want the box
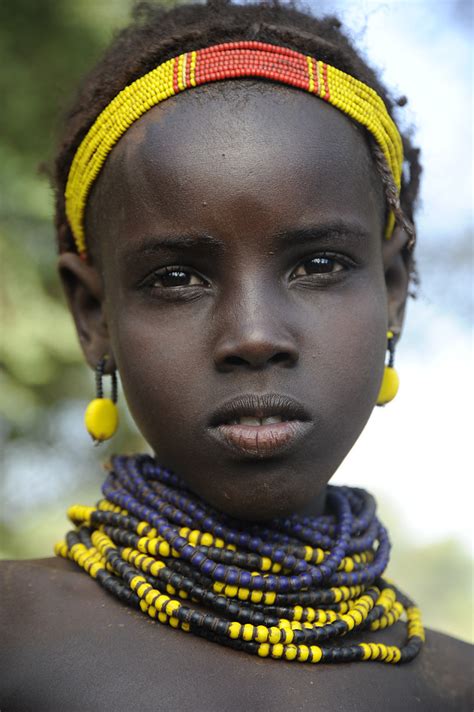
[55,454,424,665]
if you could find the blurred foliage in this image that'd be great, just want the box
[387,538,473,645]
[0,0,132,428]
[0,0,162,542]
[0,0,472,646]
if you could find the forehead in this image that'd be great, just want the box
[87,80,384,252]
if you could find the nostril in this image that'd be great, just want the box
[269,352,293,365]
[220,350,297,370]
[225,355,248,366]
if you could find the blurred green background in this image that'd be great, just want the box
[0,0,472,644]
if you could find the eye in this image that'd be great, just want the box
[146,266,208,289]
[290,254,346,279]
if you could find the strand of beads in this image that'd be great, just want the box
[65,40,402,255]
[55,454,424,664]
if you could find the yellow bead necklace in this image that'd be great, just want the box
[55,454,424,665]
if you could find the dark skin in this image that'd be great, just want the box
[63,82,403,521]
[1,83,471,711]
[1,558,472,711]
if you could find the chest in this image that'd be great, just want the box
[2,600,455,712]
[2,560,469,712]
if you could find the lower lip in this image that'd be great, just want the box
[208,420,312,459]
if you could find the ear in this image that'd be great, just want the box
[57,252,116,372]
[381,226,411,337]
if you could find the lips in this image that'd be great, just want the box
[207,393,312,458]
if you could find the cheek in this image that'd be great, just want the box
[303,280,387,448]
[109,303,213,442]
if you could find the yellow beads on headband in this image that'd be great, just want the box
[65,41,404,256]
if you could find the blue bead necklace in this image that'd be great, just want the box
[55,454,424,664]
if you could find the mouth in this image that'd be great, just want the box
[207,393,312,459]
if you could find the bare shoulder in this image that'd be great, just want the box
[0,556,98,616]
[423,626,472,669]
[1,555,83,589]
[1,555,87,589]
[419,626,472,703]
[1,558,472,712]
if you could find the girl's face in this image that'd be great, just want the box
[61,82,408,520]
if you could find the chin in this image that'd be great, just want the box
[186,475,326,523]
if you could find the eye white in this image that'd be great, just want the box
[154,269,204,287]
[293,257,343,277]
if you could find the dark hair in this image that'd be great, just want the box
[53,0,421,276]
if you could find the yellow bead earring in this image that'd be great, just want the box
[84,356,119,444]
[376,330,399,406]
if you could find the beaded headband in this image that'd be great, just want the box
[65,41,403,256]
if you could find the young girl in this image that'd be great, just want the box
[1,1,471,710]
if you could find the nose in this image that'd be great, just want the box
[212,288,299,372]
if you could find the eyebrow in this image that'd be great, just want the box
[270,221,371,247]
[121,233,226,261]
[121,220,369,261]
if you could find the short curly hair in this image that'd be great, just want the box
[52,0,422,274]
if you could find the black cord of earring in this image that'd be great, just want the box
[376,330,399,406]
[85,356,119,444]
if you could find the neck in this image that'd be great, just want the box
[294,488,328,519]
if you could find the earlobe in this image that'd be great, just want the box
[57,251,114,370]
[382,226,411,336]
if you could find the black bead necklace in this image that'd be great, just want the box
[55,454,424,664]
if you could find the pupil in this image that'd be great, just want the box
[307,257,332,274]
[162,270,189,287]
